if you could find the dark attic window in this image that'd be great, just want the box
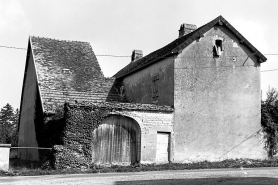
[213,39,223,57]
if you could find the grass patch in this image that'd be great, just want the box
[1,158,278,177]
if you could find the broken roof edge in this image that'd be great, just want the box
[42,101,174,115]
[67,102,174,112]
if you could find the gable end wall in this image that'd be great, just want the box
[18,50,39,160]
[173,26,266,162]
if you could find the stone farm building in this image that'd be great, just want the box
[18,16,267,165]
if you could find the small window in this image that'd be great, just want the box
[213,39,223,57]
[62,68,70,74]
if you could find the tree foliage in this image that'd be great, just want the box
[261,87,278,157]
[0,103,19,146]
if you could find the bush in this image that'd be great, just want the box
[261,87,278,157]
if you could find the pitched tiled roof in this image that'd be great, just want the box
[30,37,124,112]
[31,36,104,91]
[114,16,267,78]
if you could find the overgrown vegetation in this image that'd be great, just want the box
[261,87,278,157]
[42,103,112,169]
[35,103,65,161]
[0,103,19,146]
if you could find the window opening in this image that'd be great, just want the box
[213,39,223,57]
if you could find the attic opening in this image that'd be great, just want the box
[213,39,223,57]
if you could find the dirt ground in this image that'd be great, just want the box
[1,167,278,185]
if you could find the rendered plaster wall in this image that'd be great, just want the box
[173,26,266,162]
[0,144,11,171]
[113,110,174,164]
[18,51,39,160]
[122,57,174,106]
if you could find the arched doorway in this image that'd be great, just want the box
[91,115,140,165]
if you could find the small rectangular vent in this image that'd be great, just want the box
[62,68,70,74]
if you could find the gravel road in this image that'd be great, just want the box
[1,168,278,185]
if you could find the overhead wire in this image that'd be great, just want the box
[1,44,278,56]
[1,44,278,57]
[261,69,278,72]
[0,45,27,50]
[1,44,278,72]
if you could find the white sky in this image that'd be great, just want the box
[0,0,277,109]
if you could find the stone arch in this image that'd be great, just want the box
[92,114,141,165]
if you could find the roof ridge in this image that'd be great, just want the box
[30,35,90,44]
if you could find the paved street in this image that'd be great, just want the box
[1,168,278,185]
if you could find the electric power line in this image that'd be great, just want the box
[98,53,278,57]
[1,44,278,57]
[1,44,278,72]
[261,69,278,72]
[0,45,26,50]
[95,54,129,57]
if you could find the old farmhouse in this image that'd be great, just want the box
[18,16,267,166]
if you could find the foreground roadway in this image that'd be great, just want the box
[1,167,278,185]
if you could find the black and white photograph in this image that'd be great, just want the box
[1,0,278,184]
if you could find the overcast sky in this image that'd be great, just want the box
[0,0,277,109]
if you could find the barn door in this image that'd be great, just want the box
[156,132,170,163]
[92,115,140,165]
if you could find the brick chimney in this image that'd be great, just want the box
[178,23,197,38]
[131,50,143,62]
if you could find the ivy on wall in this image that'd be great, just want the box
[42,103,113,169]
[35,97,66,161]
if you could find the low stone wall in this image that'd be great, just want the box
[0,144,11,171]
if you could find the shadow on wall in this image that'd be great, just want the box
[106,79,129,103]
[114,177,278,185]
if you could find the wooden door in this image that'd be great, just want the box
[156,132,170,163]
[92,115,139,165]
